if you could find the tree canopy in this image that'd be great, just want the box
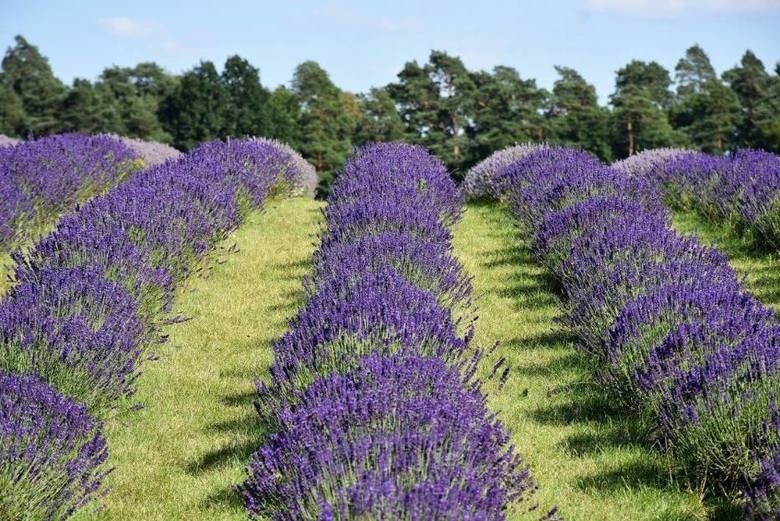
[1,35,778,192]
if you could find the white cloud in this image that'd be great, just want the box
[313,6,423,32]
[98,17,198,56]
[99,17,166,38]
[585,0,780,16]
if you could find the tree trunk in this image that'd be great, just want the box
[627,118,635,156]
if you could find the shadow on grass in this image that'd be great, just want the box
[511,351,581,378]
[203,487,245,512]
[219,390,256,408]
[471,203,741,516]
[480,243,561,303]
[576,460,671,491]
[504,330,576,351]
[186,438,260,475]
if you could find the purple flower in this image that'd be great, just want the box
[242,142,543,519]
[463,143,546,200]
[489,144,780,518]
[0,369,109,520]
[3,136,306,515]
[0,133,141,250]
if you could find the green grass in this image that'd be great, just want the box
[672,209,780,311]
[0,252,12,298]
[453,202,739,521]
[74,197,324,521]
[56,198,768,520]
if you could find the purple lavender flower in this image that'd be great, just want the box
[2,137,308,515]
[242,142,543,519]
[491,143,780,517]
[0,134,21,147]
[0,133,141,250]
[109,134,182,166]
[243,354,533,520]
[462,143,546,200]
[611,148,689,178]
[0,369,108,520]
[330,142,463,225]
[639,148,780,249]
[744,403,780,520]
[308,230,473,310]
[0,266,147,413]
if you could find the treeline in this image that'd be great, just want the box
[1,35,778,182]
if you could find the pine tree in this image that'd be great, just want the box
[723,51,780,150]
[354,87,404,145]
[160,61,227,150]
[291,61,353,178]
[547,66,612,161]
[60,79,123,134]
[670,45,740,152]
[0,80,25,136]
[1,35,66,135]
[610,60,684,157]
[220,55,272,138]
[470,66,548,164]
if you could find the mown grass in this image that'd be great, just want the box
[0,252,12,298]
[453,202,739,521]
[672,209,780,311]
[74,197,324,521]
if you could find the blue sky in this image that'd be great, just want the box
[3,0,779,102]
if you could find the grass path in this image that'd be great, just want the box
[76,197,323,521]
[0,252,12,298]
[453,202,735,521]
[672,210,780,311]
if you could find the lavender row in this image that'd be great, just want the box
[0,137,312,518]
[614,148,780,250]
[0,133,21,147]
[0,133,147,251]
[111,134,183,166]
[461,143,546,201]
[240,142,549,520]
[481,145,779,519]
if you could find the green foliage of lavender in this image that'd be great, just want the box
[240,143,555,519]
[0,136,313,517]
[0,133,142,251]
[476,144,780,519]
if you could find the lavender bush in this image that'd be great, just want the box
[0,369,108,520]
[462,143,545,200]
[111,134,182,166]
[240,142,551,520]
[1,137,309,516]
[250,137,317,197]
[0,133,142,251]
[0,266,148,413]
[487,144,780,519]
[634,148,780,250]
[5,138,308,415]
[0,134,20,148]
[611,147,688,178]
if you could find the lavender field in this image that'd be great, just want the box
[0,130,778,521]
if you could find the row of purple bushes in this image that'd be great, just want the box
[239,143,555,519]
[0,137,311,519]
[0,133,145,251]
[475,145,779,519]
[614,148,780,250]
